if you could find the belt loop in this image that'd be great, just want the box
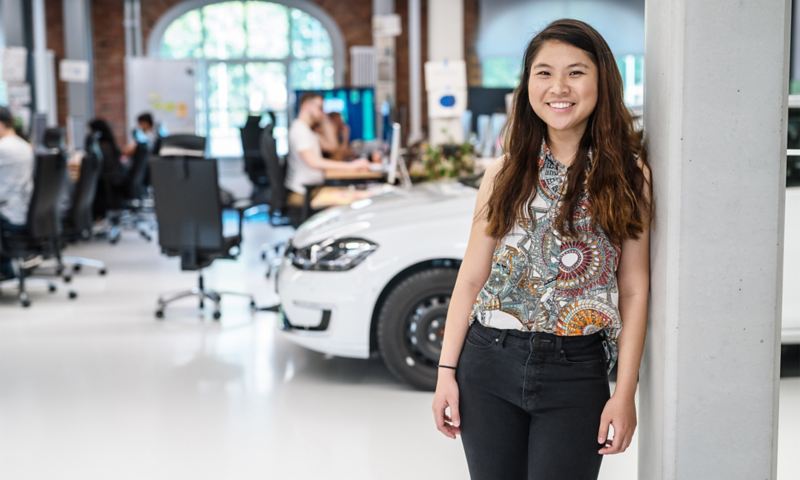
[555,335,563,352]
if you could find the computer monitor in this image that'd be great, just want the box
[467,87,514,134]
[293,87,376,142]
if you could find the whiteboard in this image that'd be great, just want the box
[126,58,196,134]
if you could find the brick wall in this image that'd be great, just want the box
[91,0,127,145]
[45,0,481,146]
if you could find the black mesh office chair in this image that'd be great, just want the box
[103,143,154,243]
[260,126,319,227]
[0,151,77,307]
[240,115,269,203]
[159,134,206,156]
[61,141,107,275]
[150,156,255,320]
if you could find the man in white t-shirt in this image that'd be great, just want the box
[0,106,34,280]
[285,93,369,206]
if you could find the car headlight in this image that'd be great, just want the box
[289,237,378,271]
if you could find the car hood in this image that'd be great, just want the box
[291,180,477,248]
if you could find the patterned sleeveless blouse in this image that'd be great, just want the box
[470,142,621,371]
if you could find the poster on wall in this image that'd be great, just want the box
[1,47,28,83]
[125,58,196,135]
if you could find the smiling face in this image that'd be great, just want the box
[528,40,598,140]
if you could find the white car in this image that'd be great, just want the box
[277,157,800,391]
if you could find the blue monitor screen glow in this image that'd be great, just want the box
[293,87,376,142]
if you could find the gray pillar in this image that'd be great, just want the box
[0,0,25,47]
[31,0,49,116]
[641,0,789,478]
[373,0,394,15]
[408,0,422,142]
[63,0,93,143]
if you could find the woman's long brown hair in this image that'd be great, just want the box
[485,19,652,245]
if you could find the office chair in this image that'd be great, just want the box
[103,143,154,243]
[260,126,321,228]
[42,127,67,150]
[158,135,238,209]
[0,151,77,307]
[159,134,206,157]
[61,141,108,275]
[150,156,255,320]
[240,115,270,204]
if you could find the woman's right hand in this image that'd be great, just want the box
[432,371,461,439]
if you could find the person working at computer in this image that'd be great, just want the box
[0,107,34,281]
[285,93,370,207]
[124,112,162,156]
[317,111,351,161]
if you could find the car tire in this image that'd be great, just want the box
[377,267,457,391]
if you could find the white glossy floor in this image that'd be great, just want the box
[0,163,798,479]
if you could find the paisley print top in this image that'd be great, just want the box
[470,142,622,371]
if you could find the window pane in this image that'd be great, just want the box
[209,109,247,157]
[273,111,290,156]
[290,59,334,89]
[290,8,333,59]
[246,2,289,58]
[208,62,247,111]
[161,10,203,58]
[246,62,287,112]
[202,2,246,59]
[481,57,520,88]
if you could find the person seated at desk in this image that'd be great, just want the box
[285,93,370,207]
[123,112,162,156]
[0,107,34,281]
[88,118,128,219]
[317,111,351,161]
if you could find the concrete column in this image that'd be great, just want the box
[0,0,25,47]
[31,0,49,116]
[640,0,789,478]
[427,0,463,61]
[63,0,93,144]
[407,0,422,142]
[427,0,464,145]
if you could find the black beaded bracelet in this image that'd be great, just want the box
[438,364,457,370]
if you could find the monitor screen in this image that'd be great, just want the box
[467,87,514,134]
[293,87,376,142]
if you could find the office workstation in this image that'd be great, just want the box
[0,1,798,479]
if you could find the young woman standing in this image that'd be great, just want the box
[432,19,652,479]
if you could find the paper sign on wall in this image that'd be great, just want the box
[1,47,28,83]
[373,14,402,37]
[59,59,90,82]
[7,83,31,105]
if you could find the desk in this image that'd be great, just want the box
[302,168,387,219]
[323,168,385,182]
[310,185,386,210]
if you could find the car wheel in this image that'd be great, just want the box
[377,268,457,390]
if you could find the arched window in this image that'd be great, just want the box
[152,0,343,157]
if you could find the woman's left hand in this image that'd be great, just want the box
[597,394,637,455]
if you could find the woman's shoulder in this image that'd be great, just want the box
[482,155,506,183]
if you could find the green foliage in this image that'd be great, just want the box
[420,142,475,180]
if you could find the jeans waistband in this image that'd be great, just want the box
[470,321,604,352]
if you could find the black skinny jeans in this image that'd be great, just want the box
[456,322,610,480]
